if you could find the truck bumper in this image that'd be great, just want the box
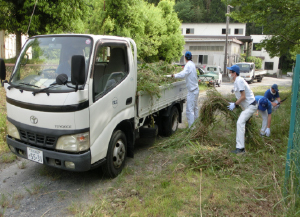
[7,136,93,172]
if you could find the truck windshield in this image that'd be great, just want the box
[236,64,250,72]
[10,36,92,91]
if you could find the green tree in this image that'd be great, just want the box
[227,0,300,58]
[246,56,262,69]
[90,0,184,63]
[0,0,89,57]
[174,0,194,23]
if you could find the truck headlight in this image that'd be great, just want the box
[56,132,89,152]
[7,121,20,140]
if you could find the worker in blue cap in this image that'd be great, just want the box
[226,64,257,154]
[169,51,199,128]
[264,84,281,111]
[255,96,273,137]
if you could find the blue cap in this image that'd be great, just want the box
[185,51,192,60]
[271,84,279,92]
[258,97,268,111]
[227,65,240,75]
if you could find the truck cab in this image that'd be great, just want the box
[237,62,265,83]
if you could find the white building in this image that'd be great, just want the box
[251,35,279,74]
[179,23,279,75]
[0,30,28,59]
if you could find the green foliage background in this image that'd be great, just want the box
[88,0,184,63]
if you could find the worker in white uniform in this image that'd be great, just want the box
[255,96,272,137]
[170,51,199,128]
[227,65,257,154]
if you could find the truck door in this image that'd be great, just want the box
[89,41,135,162]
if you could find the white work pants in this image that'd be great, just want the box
[258,109,268,134]
[236,104,257,149]
[186,89,199,128]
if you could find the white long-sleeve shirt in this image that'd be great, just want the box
[174,61,199,92]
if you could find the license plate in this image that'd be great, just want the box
[27,147,43,164]
[205,81,209,84]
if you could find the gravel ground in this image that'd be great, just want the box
[0,76,292,217]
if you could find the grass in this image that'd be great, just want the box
[67,85,299,216]
[0,83,10,161]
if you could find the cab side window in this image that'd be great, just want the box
[93,44,128,101]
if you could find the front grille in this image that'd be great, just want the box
[19,129,57,148]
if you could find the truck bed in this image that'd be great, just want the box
[255,70,267,75]
[137,80,187,119]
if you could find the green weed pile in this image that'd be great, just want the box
[156,88,264,171]
[157,88,262,150]
[137,61,182,98]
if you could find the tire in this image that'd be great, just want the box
[162,106,179,137]
[103,130,127,178]
[218,80,221,87]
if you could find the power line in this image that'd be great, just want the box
[26,0,38,35]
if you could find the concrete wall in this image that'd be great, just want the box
[178,39,242,71]
[251,35,279,74]
[0,30,28,59]
[181,23,246,36]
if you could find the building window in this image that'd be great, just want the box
[190,46,224,51]
[186,28,194,34]
[234,28,243,35]
[198,55,208,64]
[253,43,261,51]
[222,28,231,34]
[265,62,274,70]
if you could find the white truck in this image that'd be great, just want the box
[0,34,187,178]
[198,65,223,87]
[236,62,266,83]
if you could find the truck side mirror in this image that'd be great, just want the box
[71,55,85,85]
[0,58,7,87]
[0,58,6,80]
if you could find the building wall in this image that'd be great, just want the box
[179,40,241,71]
[181,23,246,36]
[0,30,28,59]
[251,35,279,74]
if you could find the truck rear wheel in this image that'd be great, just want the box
[162,106,179,137]
[104,130,127,178]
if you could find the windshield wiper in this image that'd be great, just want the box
[32,83,59,96]
[7,82,40,90]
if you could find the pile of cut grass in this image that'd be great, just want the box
[156,88,263,150]
[137,61,182,98]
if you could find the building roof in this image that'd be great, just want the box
[184,35,252,43]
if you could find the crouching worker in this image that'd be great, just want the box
[227,65,257,154]
[255,96,272,137]
[264,84,281,111]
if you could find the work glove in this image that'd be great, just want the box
[227,102,235,111]
[265,128,270,137]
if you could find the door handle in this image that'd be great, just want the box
[126,97,132,105]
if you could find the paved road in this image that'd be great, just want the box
[179,75,293,128]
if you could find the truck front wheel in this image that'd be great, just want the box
[163,106,179,137]
[104,130,127,178]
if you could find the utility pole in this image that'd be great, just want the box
[224,5,233,76]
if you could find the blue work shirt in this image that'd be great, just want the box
[255,95,272,114]
[264,88,279,102]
